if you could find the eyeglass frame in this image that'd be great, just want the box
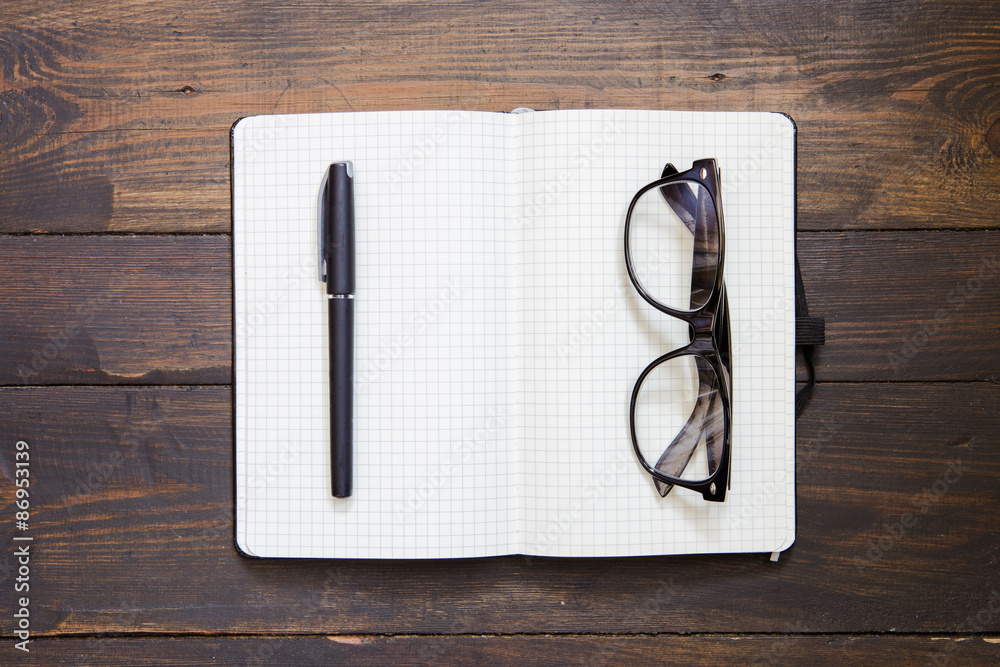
[623,158,733,502]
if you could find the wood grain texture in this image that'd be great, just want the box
[0,383,996,636]
[7,635,1000,666]
[0,127,230,233]
[1,232,996,385]
[803,231,1000,381]
[1,1,998,661]
[0,235,231,385]
[2,1,1000,232]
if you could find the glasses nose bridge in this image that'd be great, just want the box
[686,313,715,352]
[688,313,714,335]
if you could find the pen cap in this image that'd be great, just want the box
[323,161,356,295]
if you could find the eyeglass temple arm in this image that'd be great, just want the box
[653,396,704,497]
[652,368,716,497]
[658,163,699,235]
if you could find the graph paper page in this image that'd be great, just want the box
[234,111,518,558]
[517,110,796,556]
[234,109,795,558]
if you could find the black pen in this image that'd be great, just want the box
[320,161,355,498]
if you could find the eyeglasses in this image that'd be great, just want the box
[624,159,733,502]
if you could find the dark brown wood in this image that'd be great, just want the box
[2,1,999,662]
[7,635,1000,666]
[802,231,1000,381]
[2,2,1000,232]
[0,236,231,385]
[1,233,996,386]
[0,128,230,233]
[0,383,997,636]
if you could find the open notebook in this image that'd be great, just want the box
[232,109,796,558]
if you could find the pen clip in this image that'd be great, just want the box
[318,168,329,284]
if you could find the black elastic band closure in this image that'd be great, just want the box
[797,316,825,346]
[795,257,823,419]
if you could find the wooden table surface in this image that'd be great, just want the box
[2,1,999,664]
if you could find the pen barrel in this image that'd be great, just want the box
[329,297,354,498]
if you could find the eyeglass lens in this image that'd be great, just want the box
[626,180,719,313]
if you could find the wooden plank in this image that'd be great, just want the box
[0,128,230,233]
[1,232,997,385]
[7,118,999,233]
[801,231,1000,381]
[6,635,1000,666]
[0,0,993,659]
[0,236,230,385]
[2,2,999,232]
[0,383,997,635]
